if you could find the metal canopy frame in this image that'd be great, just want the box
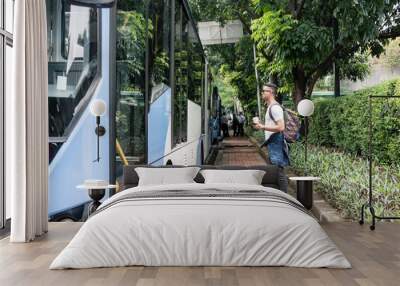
[359,94,400,230]
[68,0,115,8]
[197,20,243,46]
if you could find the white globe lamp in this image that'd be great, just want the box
[90,99,107,162]
[297,99,315,117]
[90,99,107,117]
[297,99,315,175]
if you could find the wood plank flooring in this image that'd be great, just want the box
[0,222,399,286]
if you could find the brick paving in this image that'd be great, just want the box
[215,135,266,166]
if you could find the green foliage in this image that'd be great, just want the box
[190,0,400,104]
[308,79,400,165]
[214,74,237,108]
[251,0,400,100]
[152,51,169,85]
[207,37,260,118]
[189,0,253,24]
[290,143,400,220]
[252,9,332,73]
[247,90,400,221]
[117,10,150,76]
[190,0,400,121]
[338,53,370,82]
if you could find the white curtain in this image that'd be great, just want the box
[7,0,49,242]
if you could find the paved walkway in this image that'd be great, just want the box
[215,136,266,166]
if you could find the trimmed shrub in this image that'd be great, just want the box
[303,80,400,219]
[308,79,400,165]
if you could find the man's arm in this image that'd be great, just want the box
[254,120,285,132]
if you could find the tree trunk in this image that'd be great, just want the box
[292,67,307,105]
[306,76,318,98]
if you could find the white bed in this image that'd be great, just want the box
[50,183,350,269]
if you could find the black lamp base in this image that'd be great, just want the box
[95,126,106,136]
[296,181,313,210]
[88,189,106,215]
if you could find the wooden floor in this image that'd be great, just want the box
[2,137,397,285]
[0,222,399,286]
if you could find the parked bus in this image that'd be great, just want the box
[46,0,219,221]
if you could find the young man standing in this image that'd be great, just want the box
[254,83,289,192]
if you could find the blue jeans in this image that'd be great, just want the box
[266,133,289,168]
[264,133,289,193]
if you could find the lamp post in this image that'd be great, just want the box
[288,99,318,210]
[253,44,262,120]
[90,99,107,162]
[297,99,315,175]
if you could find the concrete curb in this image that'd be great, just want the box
[247,135,345,223]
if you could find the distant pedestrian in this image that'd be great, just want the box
[221,112,230,137]
[232,114,239,136]
[238,112,245,136]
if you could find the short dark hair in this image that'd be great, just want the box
[263,82,278,96]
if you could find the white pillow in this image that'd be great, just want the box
[200,169,266,185]
[135,167,201,186]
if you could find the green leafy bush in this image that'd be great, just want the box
[308,79,400,165]
[290,143,400,220]
[246,127,264,144]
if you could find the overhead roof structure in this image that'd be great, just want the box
[198,20,244,46]
[69,0,115,8]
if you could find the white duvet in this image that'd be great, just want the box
[50,183,351,269]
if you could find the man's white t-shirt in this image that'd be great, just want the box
[265,104,284,141]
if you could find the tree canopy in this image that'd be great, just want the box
[190,0,400,104]
[252,0,400,102]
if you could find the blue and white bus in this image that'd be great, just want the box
[46,0,220,221]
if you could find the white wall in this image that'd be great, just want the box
[342,64,400,92]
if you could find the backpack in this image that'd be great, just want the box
[269,103,301,143]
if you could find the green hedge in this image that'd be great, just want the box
[290,143,400,220]
[246,80,400,220]
[308,79,400,165]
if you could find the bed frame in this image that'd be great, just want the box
[120,165,286,191]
